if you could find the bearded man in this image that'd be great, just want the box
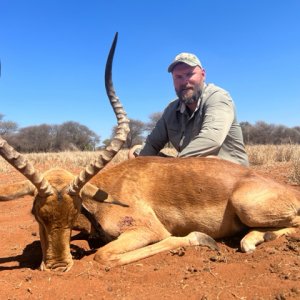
[131,53,249,166]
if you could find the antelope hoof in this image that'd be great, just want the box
[240,242,256,253]
[188,231,219,251]
[40,260,73,272]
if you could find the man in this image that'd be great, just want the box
[130,52,249,166]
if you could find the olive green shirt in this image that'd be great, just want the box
[140,83,249,166]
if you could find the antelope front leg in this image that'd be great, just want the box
[94,230,218,268]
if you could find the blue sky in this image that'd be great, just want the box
[1,1,299,143]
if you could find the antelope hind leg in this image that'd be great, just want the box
[241,227,299,252]
[94,230,218,268]
[231,180,300,252]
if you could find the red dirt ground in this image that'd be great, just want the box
[0,163,300,300]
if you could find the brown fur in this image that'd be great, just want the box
[85,157,300,266]
[1,157,299,271]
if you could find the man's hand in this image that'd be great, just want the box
[128,145,142,159]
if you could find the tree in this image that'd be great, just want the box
[12,124,55,152]
[55,121,100,151]
[290,127,300,143]
[8,121,100,152]
[0,113,18,137]
[240,121,252,145]
[145,112,162,133]
[240,121,300,145]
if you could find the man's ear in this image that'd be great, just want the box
[201,68,206,79]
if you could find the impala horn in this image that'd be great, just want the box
[0,137,54,197]
[67,32,130,195]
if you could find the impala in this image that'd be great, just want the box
[0,34,299,272]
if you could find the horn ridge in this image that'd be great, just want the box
[0,136,54,197]
[68,33,130,195]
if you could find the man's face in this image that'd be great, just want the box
[172,63,206,105]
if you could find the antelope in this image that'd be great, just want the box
[1,37,300,272]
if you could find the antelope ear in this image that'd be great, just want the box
[80,183,129,207]
[0,180,36,201]
[80,183,108,201]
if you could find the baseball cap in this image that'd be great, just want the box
[167,52,202,73]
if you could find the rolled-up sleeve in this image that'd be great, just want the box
[178,91,234,157]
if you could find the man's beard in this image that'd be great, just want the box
[176,84,202,105]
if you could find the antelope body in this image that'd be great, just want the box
[83,156,300,266]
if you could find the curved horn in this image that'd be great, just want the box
[67,32,130,195]
[0,136,54,197]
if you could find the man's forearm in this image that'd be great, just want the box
[139,140,161,156]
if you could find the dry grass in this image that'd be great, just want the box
[0,150,129,174]
[246,144,299,165]
[246,144,300,185]
[0,145,300,184]
[289,156,300,185]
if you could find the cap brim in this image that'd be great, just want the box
[167,60,199,73]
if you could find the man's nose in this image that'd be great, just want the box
[181,76,190,84]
